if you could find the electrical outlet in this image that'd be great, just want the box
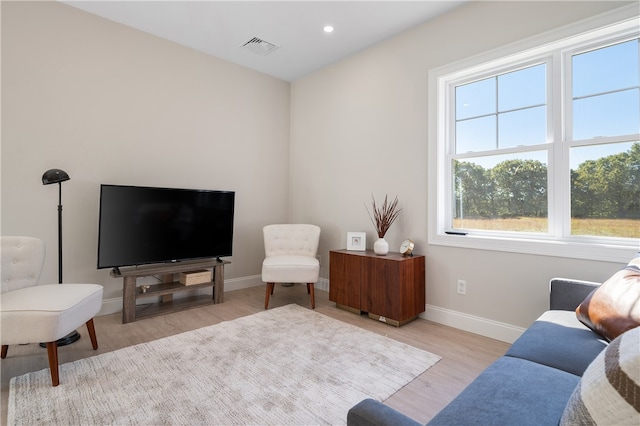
[457,279,467,295]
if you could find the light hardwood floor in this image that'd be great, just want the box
[1,285,510,424]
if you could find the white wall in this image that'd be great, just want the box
[290,1,635,341]
[1,1,290,302]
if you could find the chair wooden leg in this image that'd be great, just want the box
[86,318,98,350]
[1,345,8,359]
[265,283,275,309]
[46,342,60,387]
[308,283,316,309]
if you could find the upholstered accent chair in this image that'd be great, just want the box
[0,236,103,386]
[261,224,321,309]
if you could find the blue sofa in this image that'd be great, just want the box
[347,278,608,426]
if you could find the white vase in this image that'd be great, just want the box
[373,237,389,255]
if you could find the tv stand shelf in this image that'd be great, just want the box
[111,258,230,324]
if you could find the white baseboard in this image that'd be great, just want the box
[225,274,264,291]
[99,297,124,317]
[315,277,329,292]
[101,280,522,344]
[98,275,329,317]
[422,304,525,344]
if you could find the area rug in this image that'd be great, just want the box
[8,304,440,425]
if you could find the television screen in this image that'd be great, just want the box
[97,184,235,270]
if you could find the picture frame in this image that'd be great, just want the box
[347,232,366,251]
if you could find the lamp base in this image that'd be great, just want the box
[39,330,81,348]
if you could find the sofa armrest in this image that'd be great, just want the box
[347,399,422,426]
[549,278,600,311]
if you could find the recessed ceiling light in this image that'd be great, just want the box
[323,25,334,33]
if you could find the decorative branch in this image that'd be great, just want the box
[365,194,401,238]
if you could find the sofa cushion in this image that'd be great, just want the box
[576,254,640,341]
[560,326,640,425]
[505,310,607,376]
[427,356,580,426]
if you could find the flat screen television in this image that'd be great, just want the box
[97,184,235,271]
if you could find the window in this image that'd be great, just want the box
[453,63,550,232]
[429,8,639,262]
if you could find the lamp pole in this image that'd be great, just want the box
[42,168,80,347]
[56,181,63,284]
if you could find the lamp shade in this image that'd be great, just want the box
[42,169,70,185]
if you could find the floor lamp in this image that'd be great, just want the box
[41,168,81,347]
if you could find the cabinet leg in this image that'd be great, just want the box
[122,276,136,324]
[214,264,224,304]
[162,274,173,304]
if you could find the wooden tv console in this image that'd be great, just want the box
[111,258,229,324]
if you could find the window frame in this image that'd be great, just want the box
[427,6,639,263]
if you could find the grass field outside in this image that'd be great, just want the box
[453,217,639,239]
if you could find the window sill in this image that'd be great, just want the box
[428,232,638,263]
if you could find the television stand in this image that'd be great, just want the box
[111,258,230,324]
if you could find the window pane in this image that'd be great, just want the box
[452,152,548,232]
[456,116,496,153]
[570,142,640,238]
[573,39,639,98]
[499,106,547,148]
[456,77,495,120]
[498,64,546,111]
[573,89,640,139]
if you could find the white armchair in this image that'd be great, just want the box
[1,236,103,386]
[261,224,321,309]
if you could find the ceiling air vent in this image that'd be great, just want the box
[241,37,280,56]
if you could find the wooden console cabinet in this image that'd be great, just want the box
[329,249,425,327]
[111,258,229,324]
